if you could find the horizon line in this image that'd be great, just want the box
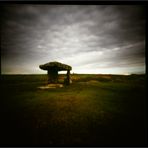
[1,73,145,76]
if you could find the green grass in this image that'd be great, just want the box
[0,74,146,146]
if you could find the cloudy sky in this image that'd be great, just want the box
[1,5,145,74]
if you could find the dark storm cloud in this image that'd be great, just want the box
[1,5,145,74]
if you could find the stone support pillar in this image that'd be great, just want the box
[66,70,70,85]
[48,69,58,84]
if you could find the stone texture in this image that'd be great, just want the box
[39,61,72,85]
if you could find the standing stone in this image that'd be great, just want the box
[48,69,58,84]
[39,61,72,85]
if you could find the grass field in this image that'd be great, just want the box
[0,74,147,146]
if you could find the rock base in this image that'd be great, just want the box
[38,84,63,89]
